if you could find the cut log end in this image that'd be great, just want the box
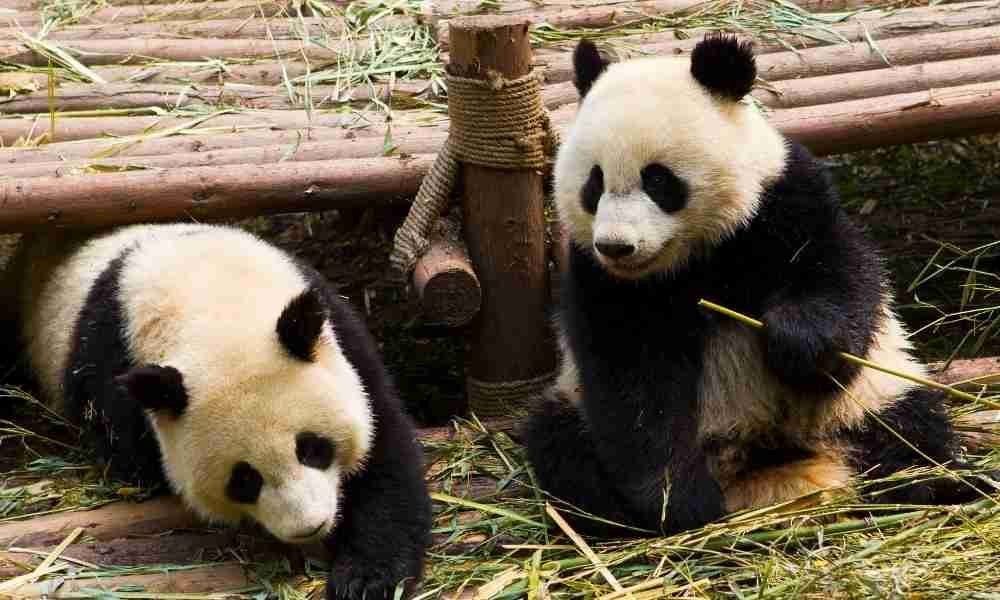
[413,215,481,328]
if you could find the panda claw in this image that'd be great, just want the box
[325,563,411,600]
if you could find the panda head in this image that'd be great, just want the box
[115,287,372,545]
[556,33,789,279]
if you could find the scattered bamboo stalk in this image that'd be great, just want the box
[697,299,986,404]
[545,503,624,592]
[0,527,83,594]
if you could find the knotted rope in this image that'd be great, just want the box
[388,67,561,414]
[389,68,560,278]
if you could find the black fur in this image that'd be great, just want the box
[115,365,188,417]
[57,232,429,600]
[277,287,326,362]
[690,32,756,101]
[573,39,610,99]
[226,460,264,504]
[525,141,958,536]
[64,249,167,486]
[297,265,431,600]
[297,431,336,470]
[843,387,988,505]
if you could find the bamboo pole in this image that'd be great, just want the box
[447,15,558,415]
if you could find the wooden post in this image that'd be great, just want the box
[448,16,557,415]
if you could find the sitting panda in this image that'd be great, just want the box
[2,223,430,599]
[524,34,995,536]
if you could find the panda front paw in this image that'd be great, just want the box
[761,305,842,389]
[325,559,418,600]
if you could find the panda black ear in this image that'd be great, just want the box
[573,39,610,99]
[115,365,188,417]
[277,287,326,362]
[690,32,756,101]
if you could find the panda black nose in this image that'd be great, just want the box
[595,240,636,259]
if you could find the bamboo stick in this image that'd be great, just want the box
[697,299,986,405]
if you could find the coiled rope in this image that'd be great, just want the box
[388,67,561,414]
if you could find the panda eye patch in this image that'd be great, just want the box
[580,165,604,214]
[296,431,335,470]
[641,163,688,213]
[226,461,263,504]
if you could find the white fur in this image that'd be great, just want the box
[15,224,373,545]
[554,54,787,278]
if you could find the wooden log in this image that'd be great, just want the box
[448,15,557,415]
[3,563,257,597]
[0,154,433,232]
[0,37,347,67]
[0,80,430,114]
[0,15,412,41]
[536,15,1000,85]
[755,54,1000,109]
[0,130,451,178]
[413,212,481,328]
[0,107,440,145]
[0,0,290,27]
[92,60,314,87]
[0,496,201,548]
[27,3,992,89]
[4,79,1000,231]
[772,80,1000,156]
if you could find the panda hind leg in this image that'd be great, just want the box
[521,393,648,537]
[845,387,997,505]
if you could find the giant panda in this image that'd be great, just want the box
[524,34,996,536]
[2,223,431,599]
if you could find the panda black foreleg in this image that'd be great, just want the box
[522,395,648,536]
[523,394,726,536]
[323,409,431,600]
[844,387,993,505]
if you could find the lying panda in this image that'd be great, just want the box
[2,224,430,599]
[525,34,995,535]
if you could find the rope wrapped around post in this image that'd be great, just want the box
[389,68,560,278]
[389,55,561,417]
